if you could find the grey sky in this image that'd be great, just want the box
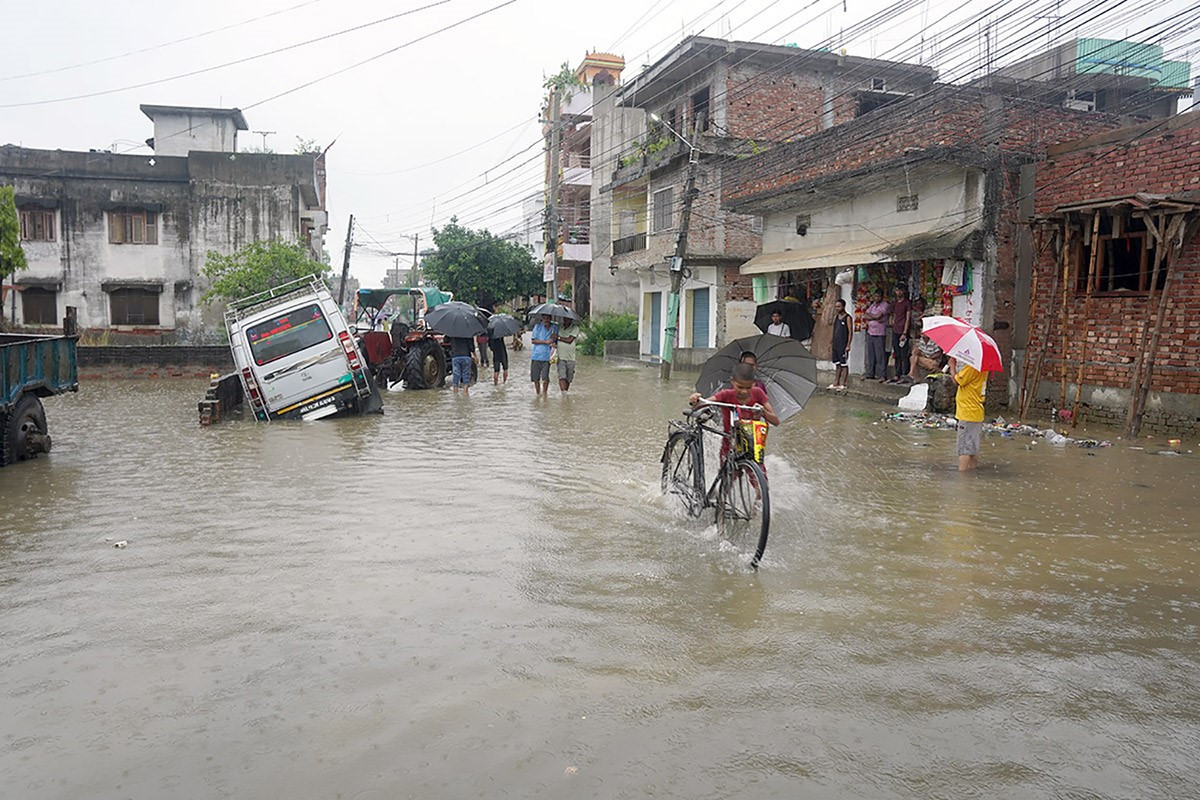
[3,0,1195,285]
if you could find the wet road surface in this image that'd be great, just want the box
[2,356,1199,799]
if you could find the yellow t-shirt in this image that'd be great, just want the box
[954,365,987,422]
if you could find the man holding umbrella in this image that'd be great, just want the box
[921,315,1002,472]
[530,313,558,397]
[486,313,522,386]
[423,300,488,397]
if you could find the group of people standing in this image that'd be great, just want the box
[448,313,580,398]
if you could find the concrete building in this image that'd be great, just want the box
[1,104,327,340]
[599,36,936,363]
[541,52,626,316]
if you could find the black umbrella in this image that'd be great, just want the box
[695,333,817,423]
[528,302,579,322]
[487,313,522,338]
[424,301,486,338]
[754,299,815,341]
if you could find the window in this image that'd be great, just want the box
[691,87,711,133]
[751,216,764,233]
[652,187,674,233]
[871,77,887,91]
[246,304,333,366]
[108,209,158,245]
[21,288,57,325]
[109,288,160,325]
[1074,232,1160,294]
[19,209,55,241]
[897,194,919,212]
[795,214,811,235]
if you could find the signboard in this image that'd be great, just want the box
[542,252,556,283]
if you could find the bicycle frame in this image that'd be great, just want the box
[666,400,764,515]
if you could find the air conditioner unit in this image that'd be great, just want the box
[1063,98,1095,112]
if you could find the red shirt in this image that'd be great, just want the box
[713,386,769,431]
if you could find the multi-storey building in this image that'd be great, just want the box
[1,104,327,340]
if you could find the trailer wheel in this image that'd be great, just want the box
[2,394,49,465]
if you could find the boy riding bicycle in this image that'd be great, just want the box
[689,363,781,467]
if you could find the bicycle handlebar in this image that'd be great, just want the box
[694,398,765,413]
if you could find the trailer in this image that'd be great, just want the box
[0,332,78,466]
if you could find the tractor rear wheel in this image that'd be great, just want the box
[402,339,447,389]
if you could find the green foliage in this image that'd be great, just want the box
[0,186,28,282]
[201,239,328,304]
[646,136,672,156]
[544,62,584,93]
[294,136,321,154]
[579,312,637,356]
[419,219,543,308]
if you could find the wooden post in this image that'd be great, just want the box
[1058,213,1090,411]
[1124,211,1165,435]
[1018,225,1057,421]
[1129,214,1197,437]
[1070,211,1105,426]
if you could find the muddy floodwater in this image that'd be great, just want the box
[3,356,1199,799]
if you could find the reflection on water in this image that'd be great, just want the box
[2,357,1198,799]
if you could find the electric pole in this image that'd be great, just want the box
[338,214,354,306]
[251,130,276,151]
[660,123,701,381]
[544,89,562,302]
[412,233,420,286]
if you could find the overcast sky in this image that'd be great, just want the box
[2,0,1196,284]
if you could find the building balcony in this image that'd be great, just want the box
[563,165,591,187]
[613,232,647,256]
[561,89,594,118]
[561,242,591,263]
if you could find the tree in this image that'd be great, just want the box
[294,137,321,154]
[419,219,543,308]
[202,239,328,304]
[0,186,28,324]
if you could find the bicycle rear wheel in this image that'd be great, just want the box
[715,458,770,567]
[661,431,703,516]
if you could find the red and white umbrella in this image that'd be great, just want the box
[921,316,1003,373]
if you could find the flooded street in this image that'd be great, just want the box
[3,356,1199,799]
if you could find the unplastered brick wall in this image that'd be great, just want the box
[723,88,1124,207]
[725,66,827,141]
[1027,114,1200,400]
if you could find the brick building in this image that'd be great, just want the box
[721,85,1156,393]
[598,36,935,361]
[1019,112,1200,436]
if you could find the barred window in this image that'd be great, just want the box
[22,288,57,325]
[652,187,674,233]
[108,209,158,245]
[110,288,160,325]
[897,194,919,212]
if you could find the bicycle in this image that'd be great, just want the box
[661,400,771,568]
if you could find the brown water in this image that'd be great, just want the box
[2,357,1199,799]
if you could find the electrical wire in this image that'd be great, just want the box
[0,0,457,108]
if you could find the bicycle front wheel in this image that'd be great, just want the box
[716,458,770,567]
[661,431,703,516]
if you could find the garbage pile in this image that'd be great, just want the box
[881,411,1112,448]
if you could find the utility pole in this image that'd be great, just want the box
[338,214,354,306]
[412,233,420,286]
[660,123,702,381]
[544,88,562,302]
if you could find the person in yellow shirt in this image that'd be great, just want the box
[949,357,987,471]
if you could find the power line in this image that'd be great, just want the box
[0,0,329,82]
[0,0,457,108]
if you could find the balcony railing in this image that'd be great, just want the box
[612,232,647,256]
